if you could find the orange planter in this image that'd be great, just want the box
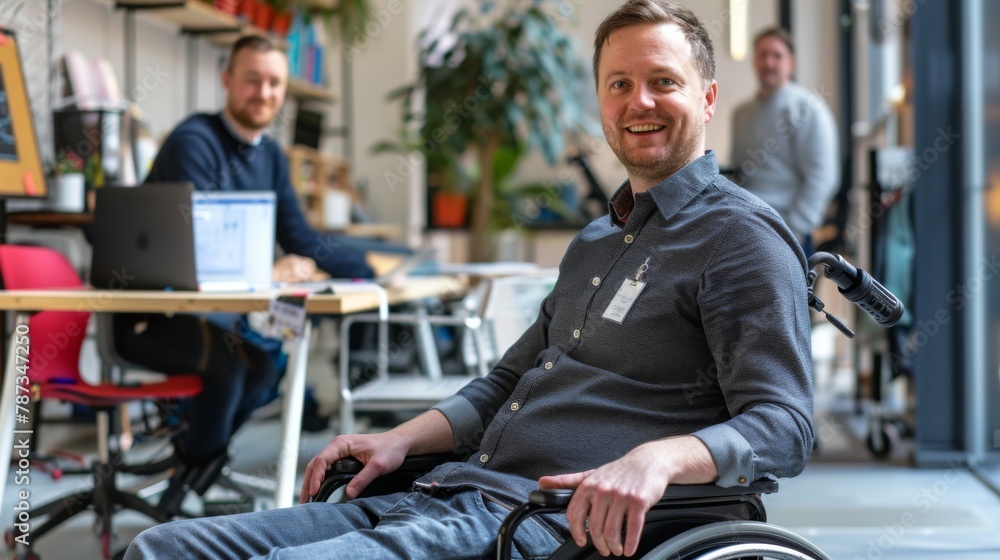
[253,3,275,30]
[238,0,258,21]
[271,11,292,37]
[431,192,469,228]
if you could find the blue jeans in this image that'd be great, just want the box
[124,490,563,559]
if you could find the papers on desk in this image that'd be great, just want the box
[435,262,540,277]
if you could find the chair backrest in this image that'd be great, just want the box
[479,272,559,364]
[0,244,90,384]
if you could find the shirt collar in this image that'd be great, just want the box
[219,111,264,146]
[607,151,721,227]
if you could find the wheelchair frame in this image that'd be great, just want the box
[313,454,832,560]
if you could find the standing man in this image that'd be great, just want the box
[730,27,839,247]
[113,37,382,477]
[125,3,814,559]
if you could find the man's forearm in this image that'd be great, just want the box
[645,435,719,485]
[388,409,456,456]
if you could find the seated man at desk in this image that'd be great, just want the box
[126,2,814,558]
[113,36,399,489]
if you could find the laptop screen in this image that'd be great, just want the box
[192,192,276,291]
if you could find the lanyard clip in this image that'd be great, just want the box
[635,257,650,282]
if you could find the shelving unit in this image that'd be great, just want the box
[288,78,337,102]
[114,0,338,102]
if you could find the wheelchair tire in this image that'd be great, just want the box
[639,520,833,560]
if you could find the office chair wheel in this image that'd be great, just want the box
[865,420,899,460]
[639,521,832,560]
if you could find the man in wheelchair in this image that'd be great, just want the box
[125,1,814,558]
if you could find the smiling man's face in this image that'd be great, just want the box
[597,22,717,191]
[223,48,288,132]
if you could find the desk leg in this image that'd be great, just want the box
[0,314,28,507]
[275,321,312,509]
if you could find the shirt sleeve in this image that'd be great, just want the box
[270,148,373,279]
[146,131,219,188]
[693,210,814,486]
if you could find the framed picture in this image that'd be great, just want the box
[0,28,46,198]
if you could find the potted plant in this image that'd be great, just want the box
[378,0,598,261]
[52,149,86,213]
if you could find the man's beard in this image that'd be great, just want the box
[228,99,276,132]
[605,118,703,184]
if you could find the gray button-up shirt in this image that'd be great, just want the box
[425,151,814,507]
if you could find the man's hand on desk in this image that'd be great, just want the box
[365,252,407,278]
[273,255,329,283]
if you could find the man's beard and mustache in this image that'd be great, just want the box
[228,98,277,132]
[604,111,703,184]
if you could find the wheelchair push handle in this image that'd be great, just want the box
[806,252,904,338]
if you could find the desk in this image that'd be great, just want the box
[0,276,466,509]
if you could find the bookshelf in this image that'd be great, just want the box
[115,0,338,102]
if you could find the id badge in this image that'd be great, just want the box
[601,257,650,324]
[602,278,646,324]
[267,294,308,338]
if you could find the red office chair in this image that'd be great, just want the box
[0,244,202,560]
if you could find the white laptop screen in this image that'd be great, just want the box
[192,191,276,291]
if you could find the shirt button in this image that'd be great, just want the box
[480,453,490,463]
[624,234,635,244]
[510,402,520,412]
[544,361,554,370]
[738,476,747,484]
[591,277,601,287]
[572,329,581,339]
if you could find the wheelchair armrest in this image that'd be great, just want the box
[527,479,778,507]
[313,453,463,503]
[498,480,779,559]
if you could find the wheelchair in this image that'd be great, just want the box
[308,252,899,559]
[312,454,833,560]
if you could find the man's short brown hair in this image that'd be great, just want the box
[225,35,281,72]
[593,0,715,87]
[753,27,795,56]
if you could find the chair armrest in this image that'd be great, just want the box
[313,453,463,503]
[527,479,779,507]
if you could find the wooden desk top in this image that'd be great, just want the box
[0,276,467,315]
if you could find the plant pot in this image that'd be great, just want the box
[52,173,85,213]
[213,0,240,16]
[253,3,275,30]
[238,0,258,21]
[271,11,293,36]
[431,191,469,229]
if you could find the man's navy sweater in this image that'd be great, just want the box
[146,112,373,278]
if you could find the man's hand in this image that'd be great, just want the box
[298,410,454,505]
[537,436,717,557]
[298,431,409,504]
[273,255,321,283]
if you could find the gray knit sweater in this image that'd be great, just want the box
[730,82,839,237]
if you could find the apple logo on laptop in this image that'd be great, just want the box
[136,232,150,251]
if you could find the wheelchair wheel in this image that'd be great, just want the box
[639,521,833,560]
